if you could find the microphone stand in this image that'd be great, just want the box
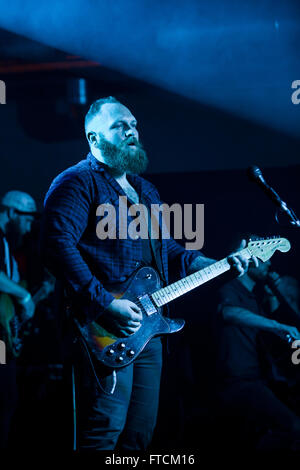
[275,205,300,229]
[270,185,300,228]
[248,166,300,229]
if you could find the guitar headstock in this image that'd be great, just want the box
[247,236,291,262]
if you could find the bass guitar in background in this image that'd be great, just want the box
[0,273,55,358]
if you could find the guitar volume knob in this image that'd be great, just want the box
[106,348,115,356]
[116,356,124,363]
[127,350,135,358]
[118,342,126,350]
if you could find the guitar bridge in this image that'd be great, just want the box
[138,294,157,315]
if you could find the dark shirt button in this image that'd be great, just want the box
[135,262,140,267]
[119,276,126,282]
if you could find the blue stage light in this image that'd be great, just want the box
[0,0,299,138]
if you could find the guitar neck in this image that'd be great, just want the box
[152,248,251,307]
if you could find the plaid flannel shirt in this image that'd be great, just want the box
[42,153,204,324]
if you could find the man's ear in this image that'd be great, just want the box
[87,131,97,146]
[7,207,16,220]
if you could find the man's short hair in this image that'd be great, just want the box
[84,96,121,138]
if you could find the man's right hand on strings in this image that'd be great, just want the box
[104,298,143,336]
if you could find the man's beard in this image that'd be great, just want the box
[98,135,148,176]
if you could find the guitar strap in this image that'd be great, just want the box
[2,236,19,283]
[3,237,11,279]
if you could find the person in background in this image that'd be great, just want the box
[0,190,36,448]
[216,238,300,450]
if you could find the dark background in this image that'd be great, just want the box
[0,0,299,453]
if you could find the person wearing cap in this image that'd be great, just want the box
[0,190,36,448]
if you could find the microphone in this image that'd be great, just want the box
[247,165,300,226]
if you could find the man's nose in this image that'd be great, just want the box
[125,126,137,139]
[125,128,134,138]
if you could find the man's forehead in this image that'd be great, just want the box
[98,103,135,126]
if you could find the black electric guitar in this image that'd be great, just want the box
[75,237,291,369]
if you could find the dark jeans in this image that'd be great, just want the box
[0,360,17,449]
[74,336,162,451]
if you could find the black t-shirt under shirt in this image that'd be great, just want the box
[137,194,163,278]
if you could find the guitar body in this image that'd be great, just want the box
[0,276,54,359]
[0,292,20,357]
[75,266,185,369]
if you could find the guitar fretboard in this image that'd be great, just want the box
[152,248,250,307]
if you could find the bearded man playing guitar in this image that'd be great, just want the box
[42,96,256,451]
[0,190,36,448]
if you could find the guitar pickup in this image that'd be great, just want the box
[138,294,157,315]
